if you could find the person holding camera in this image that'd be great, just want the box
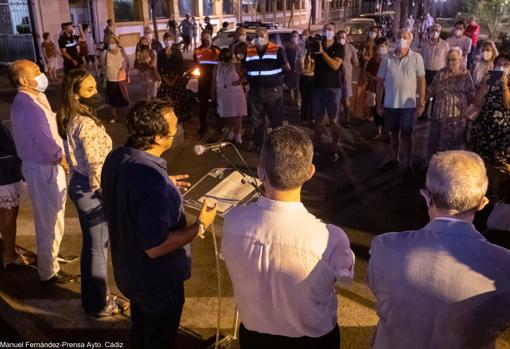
[312,24,344,162]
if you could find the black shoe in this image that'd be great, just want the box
[41,271,77,285]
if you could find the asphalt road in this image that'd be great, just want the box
[0,67,509,348]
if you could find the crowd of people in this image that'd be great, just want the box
[0,11,509,349]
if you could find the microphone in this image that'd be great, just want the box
[194,142,229,155]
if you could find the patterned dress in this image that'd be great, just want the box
[427,67,474,158]
[470,81,510,166]
[65,114,112,191]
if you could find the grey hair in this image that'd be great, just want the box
[446,47,463,67]
[260,126,314,191]
[426,151,488,215]
[431,23,442,32]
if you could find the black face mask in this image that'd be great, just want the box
[140,44,149,50]
[79,93,105,110]
[202,39,210,47]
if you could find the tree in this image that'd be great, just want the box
[148,0,160,41]
[465,0,509,37]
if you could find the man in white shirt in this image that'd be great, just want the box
[376,29,426,172]
[222,126,354,349]
[420,23,449,118]
[446,21,472,69]
[368,150,510,349]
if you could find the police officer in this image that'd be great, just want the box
[242,28,289,147]
[193,31,220,136]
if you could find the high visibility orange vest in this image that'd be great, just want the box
[244,42,283,78]
[194,46,220,65]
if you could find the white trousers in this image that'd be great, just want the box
[22,162,67,281]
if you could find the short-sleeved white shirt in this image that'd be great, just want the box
[377,50,425,109]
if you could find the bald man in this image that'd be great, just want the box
[8,60,72,284]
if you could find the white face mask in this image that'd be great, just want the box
[323,30,334,41]
[378,46,388,56]
[164,40,173,48]
[239,35,246,42]
[109,43,117,50]
[291,37,299,44]
[454,29,463,37]
[339,38,346,45]
[482,51,492,61]
[255,36,268,46]
[430,31,439,40]
[495,65,510,75]
[369,31,377,40]
[397,38,409,49]
[87,28,91,33]
[34,73,49,92]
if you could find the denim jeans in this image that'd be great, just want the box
[68,171,110,315]
[130,284,185,349]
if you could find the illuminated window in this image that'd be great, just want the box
[114,0,140,22]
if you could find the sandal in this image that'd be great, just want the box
[3,253,35,269]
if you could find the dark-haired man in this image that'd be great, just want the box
[222,126,354,349]
[101,99,217,348]
[59,22,81,73]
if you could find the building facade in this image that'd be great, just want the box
[0,0,357,66]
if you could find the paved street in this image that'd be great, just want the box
[0,63,509,348]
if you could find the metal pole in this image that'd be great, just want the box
[27,0,42,67]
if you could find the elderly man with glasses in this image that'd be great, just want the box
[368,150,510,349]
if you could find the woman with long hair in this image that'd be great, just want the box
[157,32,188,120]
[102,35,130,123]
[134,36,158,100]
[472,41,499,87]
[57,69,128,318]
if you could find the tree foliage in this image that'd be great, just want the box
[464,0,509,36]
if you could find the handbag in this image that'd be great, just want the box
[365,91,377,108]
[465,103,481,121]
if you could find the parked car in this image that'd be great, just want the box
[344,18,377,52]
[360,12,394,38]
[212,22,297,49]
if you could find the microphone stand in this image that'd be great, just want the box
[213,147,264,197]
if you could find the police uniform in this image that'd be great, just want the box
[193,45,220,134]
[242,41,288,145]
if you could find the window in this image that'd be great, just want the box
[223,0,232,14]
[178,0,194,16]
[203,0,213,16]
[114,0,140,22]
[150,0,169,18]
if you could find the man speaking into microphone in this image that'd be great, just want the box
[101,99,217,349]
[222,126,355,349]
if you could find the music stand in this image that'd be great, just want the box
[183,167,261,348]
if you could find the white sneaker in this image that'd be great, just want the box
[227,131,235,141]
[235,133,243,144]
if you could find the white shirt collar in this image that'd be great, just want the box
[256,196,306,212]
[432,217,468,223]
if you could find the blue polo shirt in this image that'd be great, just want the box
[377,50,425,109]
[101,146,190,302]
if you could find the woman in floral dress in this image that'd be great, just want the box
[426,47,474,158]
[470,54,510,197]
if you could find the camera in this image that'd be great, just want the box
[306,34,324,54]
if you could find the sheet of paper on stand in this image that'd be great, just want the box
[198,171,261,214]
